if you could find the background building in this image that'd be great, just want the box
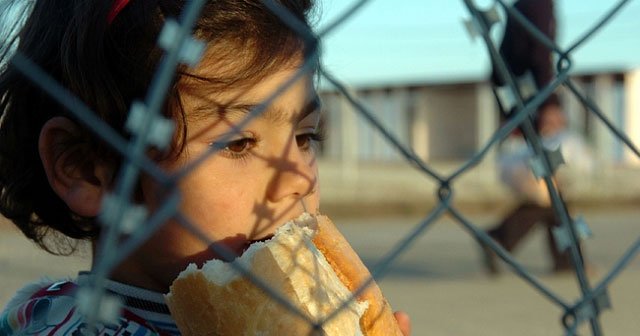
[317,68,640,214]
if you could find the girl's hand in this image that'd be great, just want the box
[394,311,412,336]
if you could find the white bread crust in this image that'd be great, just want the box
[165,216,369,335]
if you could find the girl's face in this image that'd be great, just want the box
[117,62,321,292]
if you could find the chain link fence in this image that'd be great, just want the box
[1,0,639,335]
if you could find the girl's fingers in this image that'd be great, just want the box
[394,310,412,336]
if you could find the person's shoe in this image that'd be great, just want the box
[481,242,500,275]
[552,264,573,274]
[552,263,598,277]
[552,254,575,274]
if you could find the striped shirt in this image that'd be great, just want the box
[0,273,180,335]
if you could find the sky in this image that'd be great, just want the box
[316,0,640,86]
[1,0,638,87]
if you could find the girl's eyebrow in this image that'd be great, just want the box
[227,95,321,124]
[192,95,321,124]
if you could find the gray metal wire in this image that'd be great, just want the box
[4,0,639,335]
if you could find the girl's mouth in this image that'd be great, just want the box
[204,234,275,262]
[240,235,275,255]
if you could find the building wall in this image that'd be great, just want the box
[563,73,629,164]
[319,70,636,166]
[410,85,478,161]
[320,84,482,163]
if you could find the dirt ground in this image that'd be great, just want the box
[1,206,639,335]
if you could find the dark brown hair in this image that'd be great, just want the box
[0,0,315,254]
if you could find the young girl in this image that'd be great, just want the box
[0,0,410,334]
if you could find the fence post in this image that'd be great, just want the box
[592,74,618,163]
[476,81,497,161]
[624,68,640,165]
[340,88,359,183]
[411,88,430,162]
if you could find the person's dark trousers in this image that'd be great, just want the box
[487,202,572,271]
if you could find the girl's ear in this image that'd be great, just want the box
[39,117,113,217]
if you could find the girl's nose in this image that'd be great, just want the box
[265,141,317,203]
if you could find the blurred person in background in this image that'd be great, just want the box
[484,101,594,274]
[482,0,593,274]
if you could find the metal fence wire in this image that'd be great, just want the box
[2,0,639,335]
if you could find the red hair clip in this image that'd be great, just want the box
[107,0,131,24]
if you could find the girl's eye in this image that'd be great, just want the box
[217,137,257,159]
[226,138,254,153]
[296,132,324,151]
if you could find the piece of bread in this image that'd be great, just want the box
[165,214,403,336]
[312,215,403,336]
